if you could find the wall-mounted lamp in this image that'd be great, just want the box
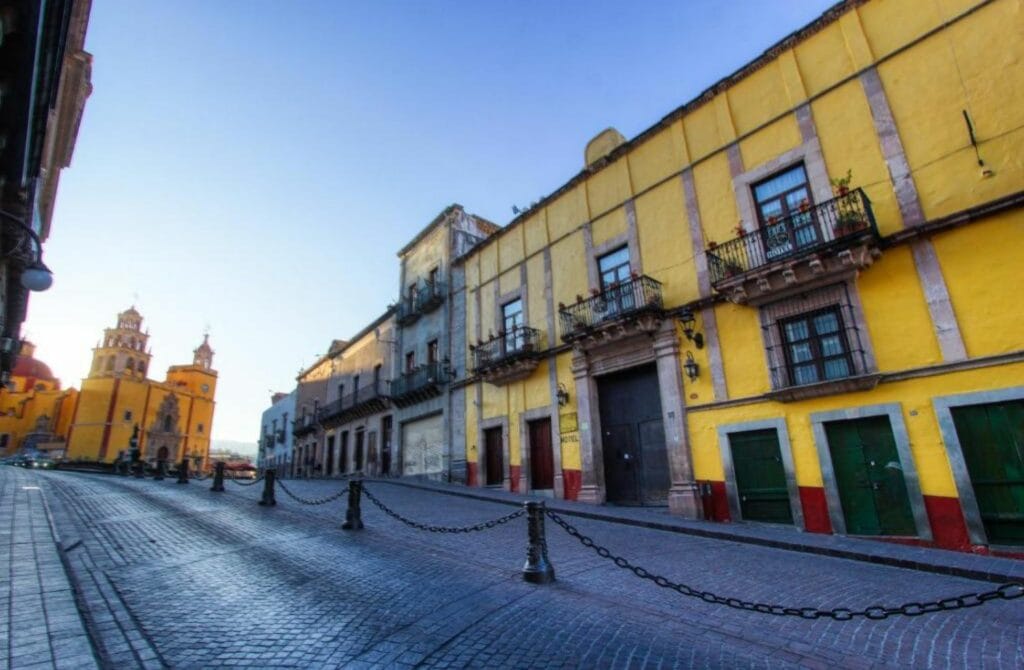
[683,351,700,382]
[556,382,570,407]
[677,308,704,349]
[1,210,53,292]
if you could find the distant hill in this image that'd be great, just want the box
[212,439,257,457]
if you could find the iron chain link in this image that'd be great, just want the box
[227,475,265,487]
[362,485,525,533]
[274,478,348,505]
[545,510,1023,621]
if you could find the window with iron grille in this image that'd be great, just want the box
[427,340,439,365]
[502,299,524,352]
[760,283,870,390]
[780,307,854,386]
[753,163,817,259]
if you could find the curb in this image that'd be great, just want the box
[365,477,1024,585]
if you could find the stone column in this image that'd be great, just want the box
[572,348,605,505]
[653,324,701,518]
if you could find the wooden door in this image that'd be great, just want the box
[528,418,554,491]
[339,432,349,474]
[325,435,335,475]
[825,416,915,536]
[484,427,504,486]
[951,401,1024,545]
[729,429,793,524]
[597,364,668,505]
[381,416,393,475]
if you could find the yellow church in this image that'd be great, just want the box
[0,307,218,470]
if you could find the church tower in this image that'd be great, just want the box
[193,333,213,370]
[88,306,152,379]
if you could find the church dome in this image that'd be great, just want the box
[11,342,57,384]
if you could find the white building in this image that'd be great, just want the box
[259,390,295,473]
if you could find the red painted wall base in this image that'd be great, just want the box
[509,465,521,493]
[466,462,478,488]
[798,486,833,534]
[563,469,581,501]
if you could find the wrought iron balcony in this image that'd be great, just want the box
[318,382,389,426]
[395,298,420,326]
[558,275,664,343]
[471,326,543,385]
[389,361,449,407]
[292,414,317,437]
[416,280,446,314]
[706,189,880,303]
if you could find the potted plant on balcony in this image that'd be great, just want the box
[733,224,747,238]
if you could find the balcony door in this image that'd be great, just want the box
[597,246,634,317]
[502,299,524,353]
[753,164,817,259]
[484,427,504,486]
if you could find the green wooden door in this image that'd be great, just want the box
[951,401,1024,545]
[825,416,916,536]
[729,429,793,524]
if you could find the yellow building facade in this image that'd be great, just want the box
[455,0,1024,552]
[65,307,218,469]
[0,342,77,456]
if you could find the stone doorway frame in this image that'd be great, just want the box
[571,319,700,517]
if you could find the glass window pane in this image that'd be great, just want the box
[598,247,630,275]
[820,335,844,357]
[788,342,813,363]
[784,320,809,341]
[813,312,839,334]
[793,364,819,385]
[753,165,808,202]
[785,188,810,209]
[823,358,851,380]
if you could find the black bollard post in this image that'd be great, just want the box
[177,458,190,484]
[133,461,145,478]
[522,501,555,584]
[153,459,165,480]
[211,461,225,492]
[258,468,276,506]
[341,479,364,530]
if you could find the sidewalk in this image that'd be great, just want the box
[0,467,98,670]
[365,476,1024,584]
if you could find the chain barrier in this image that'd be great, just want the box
[227,475,265,487]
[275,478,349,505]
[545,510,1023,620]
[361,485,525,533]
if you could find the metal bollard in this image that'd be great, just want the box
[522,501,555,584]
[210,461,225,492]
[133,461,145,478]
[258,469,276,506]
[341,479,364,530]
[176,458,190,484]
[153,459,165,480]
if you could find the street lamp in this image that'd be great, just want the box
[677,308,704,349]
[0,210,53,292]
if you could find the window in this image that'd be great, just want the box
[405,351,416,372]
[338,383,345,403]
[502,299,524,352]
[598,246,631,289]
[197,423,204,434]
[427,340,439,365]
[353,375,360,401]
[105,357,115,371]
[124,410,133,421]
[163,415,173,432]
[753,164,816,258]
[780,307,854,386]
[597,246,634,315]
[373,364,381,392]
[137,362,146,375]
[407,283,417,303]
[428,267,438,286]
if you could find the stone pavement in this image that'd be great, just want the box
[0,467,98,670]
[11,468,1024,669]
[379,477,1024,584]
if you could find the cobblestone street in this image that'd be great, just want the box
[5,468,1023,669]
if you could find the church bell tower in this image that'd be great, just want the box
[89,306,153,379]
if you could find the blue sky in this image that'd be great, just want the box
[27,0,836,451]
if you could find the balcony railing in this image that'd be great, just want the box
[292,414,317,437]
[395,298,420,326]
[472,326,542,373]
[558,275,663,342]
[707,188,878,285]
[389,361,449,405]
[318,382,389,424]
[416,280,446,314]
